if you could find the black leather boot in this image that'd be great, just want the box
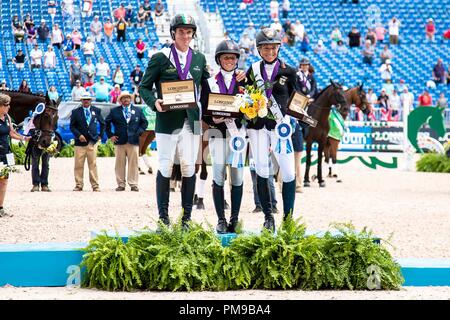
[282,179,296,221]
[181,174,196,229]
[256,175,275,232]
[212,181,228,234]
[156,171,171,226]
[228,184,243,233]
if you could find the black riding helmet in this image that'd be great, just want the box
[215,40,240,65]
[170,14,197,40]
[255,27,282,63]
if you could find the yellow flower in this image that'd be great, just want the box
[245,107,257,119]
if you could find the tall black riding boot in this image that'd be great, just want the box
[156,171,171,226]
[256,175,275,232]
[228,184,243,233]
[181,174,196,229]
[282,179,296,221]
[212,181,227,234]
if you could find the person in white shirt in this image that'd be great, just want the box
[270,18,282,33]
[379,59,393,82]
[71,80,87,101]
[388,17,400,45]
[148,45,159,60]
[29,44,43,69]
[400,86,414,113]
[90,16,103,43]
[95,56,110,81]
[269,0,279,20]
[43,45,56,69]
[51,24,64,49]
[82,37,95,58]
[293,20,305,41]
[389,89,401,121]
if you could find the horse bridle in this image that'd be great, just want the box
[355,88,369,112]
[32,104,58,143]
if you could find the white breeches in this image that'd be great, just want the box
[209,136,244,187]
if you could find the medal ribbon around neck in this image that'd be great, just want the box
[261,60,280,98]
[171,45,193,80]
[216,72,236,95]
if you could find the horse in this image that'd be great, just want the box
[22,93,61,170]
[303,80,347,188]
[324,84,372,181]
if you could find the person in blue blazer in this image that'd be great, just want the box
[105,91,148,191]
[70,93,105,192]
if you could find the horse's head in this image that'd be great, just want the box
[355,83,372,115]
[32,93,60,149]
[329,79,348,111]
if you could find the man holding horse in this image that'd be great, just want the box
[245,27,299,231]
[70,93,105,192]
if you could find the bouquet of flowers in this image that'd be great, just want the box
[44,141,59,156]
[233,83,271,122]
[0,164,20,179]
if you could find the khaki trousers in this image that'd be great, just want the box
[115,144,139,188]
[74,142,99,189]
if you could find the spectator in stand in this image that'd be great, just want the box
[48,85,59,102]
[136,38,146,60]
[400,86,414,112]
[330,26,343,50]
[378,88,390,120]
[114,3,126,21]
[104,18,114,44]
[62,34,75,58]
[269,0,279,20]
[436,92,448,109]
[379,44,393,64]
[300,33,311,53]
[154,0,165,32]
[382,78,395,96]
[24,14,34,31]
[361,39,374,65]
[243,21,257,41]
[18,79,31,93]
[26,22,37,45]
[95,56,110,81]
[62,0,75,24]
[237,48,247,70]
[389,89,401,121]
[447,65,450,85]
[418,89,433,107]
[116,17,127,42]
[348,26,361,48]
[110,84,122,104]
[161,39,171,48]
[314,39,327,54]
[82,0,93,19]
[282,19,292,33]
[282,0,290,19]
[365,28,377,46]
[12,14,21,31]
[130,65,143,90]
[379,59,393,82]
[239,33,255,55]
[388,17,400,45]
[143,0,152,21]
[29,44,43,69]
[90,77,113,103]
[285,24,296,47]
[51,24,64,49]
[112,65,125,88]
[0,80,9,90]
[270,18,283,33]
[375,22,387,44]
[37,20,50,43]
[71,29,83,50]
[125,5,135,28]
[72,80,87,101]
[293,20,305,42]
[397,79,407,92]
[13,49,26,71]
[70,57,82,87]
[137,5,148,28]
[335,40,348,54]
[13,25,26,43]
[90,16,103,43]
[432,58,447,84]
[367,88,378,106]
[148,44,159,59]
[48,1,57,24]
[82,37,95,58]
[425,18,436,42]
[81,57,96,87]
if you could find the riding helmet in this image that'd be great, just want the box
[170,14,197,39]
[215,40,240,65]
[299,57,310,65]
[255,27,282,47]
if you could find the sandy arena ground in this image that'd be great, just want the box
[0,153,449,299]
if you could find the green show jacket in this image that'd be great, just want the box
[139,48,210,134]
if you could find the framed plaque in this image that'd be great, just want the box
[286,91,318,127]
[160,79,197,111]
[205,93,241,118]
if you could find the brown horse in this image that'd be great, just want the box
[324,84,372,182]
[0,90,45,126]
[303,80,347,188]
